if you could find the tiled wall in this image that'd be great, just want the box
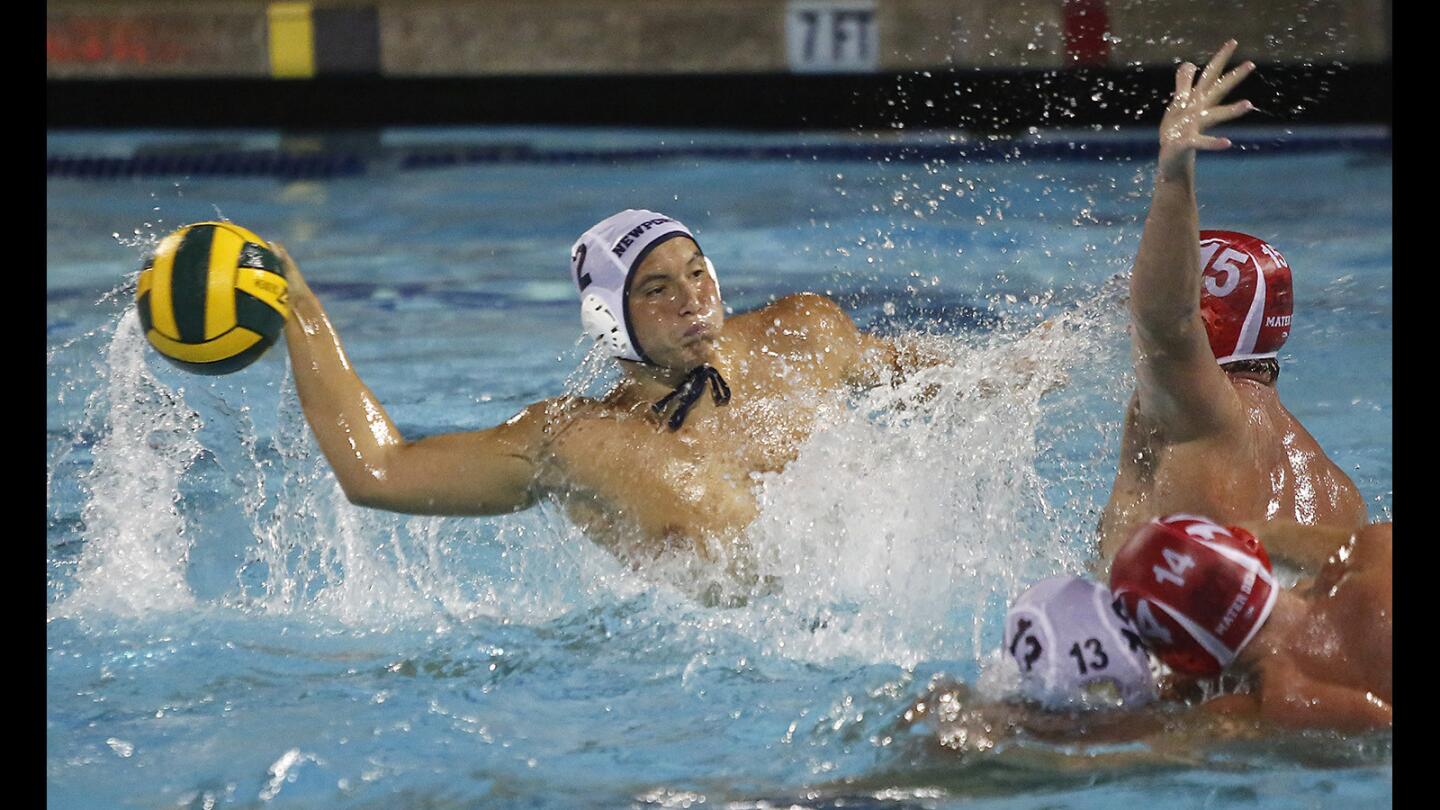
[47,0,1389,79]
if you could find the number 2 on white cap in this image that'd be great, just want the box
[1153,547,1196,587]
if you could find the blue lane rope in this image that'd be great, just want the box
[47,133,1389,180]
[46,151,367,180]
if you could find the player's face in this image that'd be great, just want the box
[627,237,723,369]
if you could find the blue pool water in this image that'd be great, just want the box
[47,126,1392,808]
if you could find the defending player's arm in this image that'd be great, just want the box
[1130,41,1255,442]
[1236,520,1355,573]
[276,242,545,516]
[1256,657,1393,731]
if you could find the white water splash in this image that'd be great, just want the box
[53,311,202,618]
[679,293,1128,670]
[226,377,504,628]
[50,307,634,629]
[50,278,1127,656]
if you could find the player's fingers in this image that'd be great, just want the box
[1210,60,1256,101]
[1175,62,1197,99]
[1197,39,1238,90]
[1203,99,1254,125]
[1194,134,1233,151]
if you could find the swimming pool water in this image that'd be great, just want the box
[47,126,1392,808]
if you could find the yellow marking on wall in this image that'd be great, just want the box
[268,2,315,79]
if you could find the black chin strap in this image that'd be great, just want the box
[652,364,731,431]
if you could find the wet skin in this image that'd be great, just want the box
[1098,376,1366,562]
[901,681,1277,768]
[1221,521,1392,730]
[904,523,1391,748]
[535,239,888,561]
[277,237,907,566]
[1096,41,1365,562]
[906,43,1388,749]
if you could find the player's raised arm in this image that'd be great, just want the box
[276,242,545,516]
[1129,41,1256,442]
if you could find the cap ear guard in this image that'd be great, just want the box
[580,292,638,360]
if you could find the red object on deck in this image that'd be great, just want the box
[1063,0,1111,67]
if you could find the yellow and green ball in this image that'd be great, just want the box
[135,222,289,375]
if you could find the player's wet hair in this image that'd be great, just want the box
[1220,357,1279,384]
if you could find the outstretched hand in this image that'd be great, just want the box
[1158,40,1255,178]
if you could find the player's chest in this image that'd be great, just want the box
[548,426,757,541]
[563,395,810,481]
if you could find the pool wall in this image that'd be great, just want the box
[47,0,1390,77]
[48,1,1391,130]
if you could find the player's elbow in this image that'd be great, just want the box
[338,475,392,510]
[1130,303,1205,351]
[340,479,444,515]
[332,457,406,511]
[1129,296,1199,336]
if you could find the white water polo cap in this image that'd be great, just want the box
[569,209,718,364]
[1004,575,1158,709]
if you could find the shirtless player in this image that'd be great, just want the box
[906,514,1390,753]
[909,42,1388,750]
[1110,513,1390,731]
[276,210,924,566]
[1097,40,1366,562]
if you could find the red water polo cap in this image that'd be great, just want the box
[1109,514,1278,676]
[1198,230,1294,365]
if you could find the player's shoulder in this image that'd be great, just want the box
[514,395,616,436]
[533,394,637,425]
[1351,522,1392,569]
[543,392,675,434]
[526,395,655,462]
[1357,522,1392,544]
[732,292,857,343]
[767,291,850,320]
